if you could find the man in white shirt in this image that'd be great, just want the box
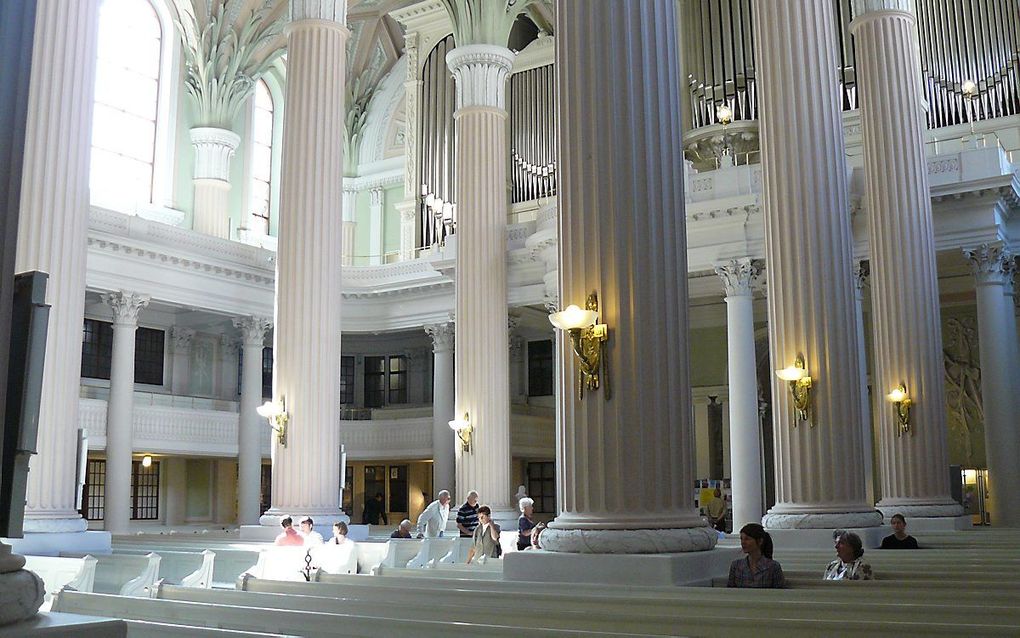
[299,516,324,545]
[416,489,451,538]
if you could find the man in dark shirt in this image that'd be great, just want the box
[456,490,480,537]
[363,492,388,525]
[880,513,919,549]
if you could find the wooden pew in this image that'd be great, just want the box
[63,552,161,597]
[23,555,97,605]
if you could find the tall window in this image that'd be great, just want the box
[134,327,165,385]
[364,355,408,408]
[261,347,273,399]
[528,340,554,396]
[339,355,355,405]
[80,319,164,385]
[91,0,163,213]
[80,458,161,521]
[249,79,274,235]
[527,461,556,514]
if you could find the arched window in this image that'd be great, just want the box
[90,0,163,213]
[249,78,274,236]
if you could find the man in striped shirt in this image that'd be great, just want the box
[456,490,480,537]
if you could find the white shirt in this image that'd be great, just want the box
[301,530,324,546]
[416,499,451,538]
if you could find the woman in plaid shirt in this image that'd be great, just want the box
[727,523,786,588]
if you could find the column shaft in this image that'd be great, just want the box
[716,259,764,530]
[852,2,961,519]
[852,264,877,506]
[543,0,714,553]
[190,127,239,238]
[448,45,513,513]
[235,317,271,525]
[753,0,880,528]
[16,0,100,533]
[264,12,348,522]
[426,324,456,496]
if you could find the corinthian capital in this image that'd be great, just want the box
[233,316,273,347]
[102,291,150,326]
[964,244,1012,286]
[425,322,455,353]
[446,45,515,110]
[291,0,346,24]
[715,258,764,297]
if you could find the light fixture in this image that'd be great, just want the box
[886,384,912,436]
[716,103,733,126]
[448,412,472,453]
[141,455,152,468]
[775,356,812,424]
[961,79,978,99]
[549,292,610,401]
[257,397,289,447]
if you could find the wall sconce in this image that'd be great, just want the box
[257,397,289,447]
[549,292,610,401]
[716,104,733,126]
[886,384,912,436]
[775,356,812,425]
[141,455,152,468]
[448,413,472,453]
[961,79,978,99]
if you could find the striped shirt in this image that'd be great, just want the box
[456,502,479,537]
[727,556,786,588]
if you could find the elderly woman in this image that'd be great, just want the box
[824,530,874,580]
[517,497,537,551]
[727,523,785,588]
[466,505,501,564]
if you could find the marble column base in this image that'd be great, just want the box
[762,509,883,530]
[22,517,88,534]
[0,565,44,625]
[876,501,964,520]
[504,546,739,586]
[540,525,718,554]
[2,532,111,558]
[766,526,885,550]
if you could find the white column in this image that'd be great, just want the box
[852,0,962,521]
[448,43,514,514]
[397,201,417,261]
[964,245,1020,527]
[218,335,240,400]
[753,0,880,530]
[169,327,195,396]
[508,314,526,404]
[1001,261,1020,423]
[715,258,764,531]
[263,1,348,525]
[852,261,876,506]
[190,127,240,239]
[542,0,715,553]
[233,316,271,525]
[397,31,422,262]
[368,187,384,264]
[15,0,99,534]
[342,187,356,266]
[102,292,149,534]
[426,323,456,497]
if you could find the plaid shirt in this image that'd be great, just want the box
[727,556,786,588]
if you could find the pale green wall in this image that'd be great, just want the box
[185,458,211,519]
[383,184,403,254]
[689,326,728,387]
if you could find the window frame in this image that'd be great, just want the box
[242,69,284,239]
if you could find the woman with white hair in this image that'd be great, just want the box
[824,529,874,581]
[517,496,537,551]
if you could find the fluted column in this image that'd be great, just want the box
[342,187,356,266]
[447,44,514,513]
[964,245,1020,526]
[852,0,962,521]
[190,127,240,238]
[1001,261,1020,422]
[14,0,100,534]
[367,187,384,264]
[397,201,417,261]
[541,0,715,554]
[715,259,764,531]
[169,327,195,396]
[753,0,880,529]
[102,292,149,534]
[263,1,348,524]
[426,323,456,496]
[234,316,271,525]
[852,261,877,506]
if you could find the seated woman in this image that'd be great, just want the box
[727,523,785,588]
[331,521,351,545]
[880,513,919,549]
[466,505,501,564]
[824,530,873,580]
[526,522,546,550]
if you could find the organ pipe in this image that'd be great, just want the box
[509,64,556,204]
[418,34,456,248]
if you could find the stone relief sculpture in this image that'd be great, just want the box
[943,316,984,467]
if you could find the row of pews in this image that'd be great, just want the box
[44,529,1020,636]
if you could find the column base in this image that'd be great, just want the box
[2,531,111,557]
[0,569,44,625]
[762,508,883,530]
[22,516,87,534]
[540,525,718,554]
[876,501,964,520]
[766,526,885,550]
[504,546,739,586]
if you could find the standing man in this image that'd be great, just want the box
[456,490,480,537]
[416,489,452,538]
[362,492,388,525]
[706,488,728,533]
[299,516,324,545]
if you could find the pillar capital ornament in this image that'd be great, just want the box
[369,187,384,207]
[233,315,273,347]
[851,0,915,18]
[102,291,150,325]
[446,44,515,110]
[964,244,1012,286]
[715,258,764,297]
[290,0,346,25]
[425,322,455,354]
[169,327,196,353]
[189,127,241,181]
